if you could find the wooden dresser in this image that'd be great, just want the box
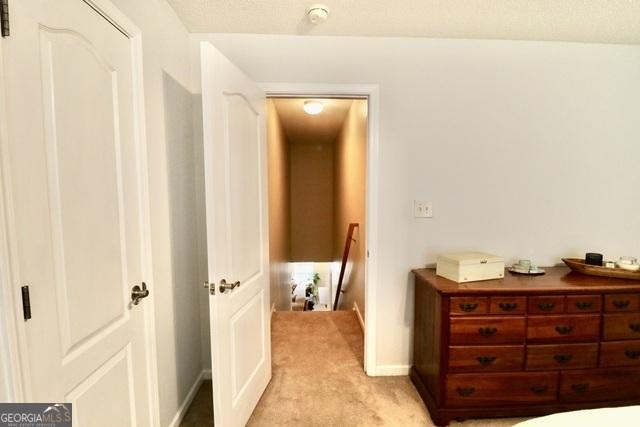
[411,267,640,425]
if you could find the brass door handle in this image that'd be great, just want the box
[219,279,241,293]
[131,282,149,305]
[553,354,573,364]
[456,387,475,397]
[575,301,593,310]
[476,356,496,366]
[459,303,478,312]
[538,302,555,311]
[478,327,498,337]
[625,349,640,359]
[613,299,631,309]
[530,385,548,394]
[571,383,589,393]
[498,303,518,312]
[555,325,574,335]
[629,323,640,333]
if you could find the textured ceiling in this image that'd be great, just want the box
[273,98,354,145]
[166,0,640,44]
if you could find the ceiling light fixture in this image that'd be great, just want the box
[306,4,330,24]
[303,100,324,115]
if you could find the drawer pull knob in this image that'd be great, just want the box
[629,323,640,333]
[476,356,497,366]
[456,387,475,397]
[575,301,594,310]
[538,302,556,311]
[555,325,574,335]
[613,299,631,309]
[459,303,478,312]
[530,385,549,394]
[625,349,640,359]
[571,383,589,393]
[553,354,573,364]
[498,302,518,312]
[478,327,498,337]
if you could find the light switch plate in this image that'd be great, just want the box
[414,200,433,218]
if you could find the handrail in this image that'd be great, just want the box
[333,223,359,311]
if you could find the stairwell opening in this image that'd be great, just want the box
[266,97,367,325]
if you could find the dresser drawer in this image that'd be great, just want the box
[446,372,558,407]
[566,295,601,313]
[489,296,526,315]
[603,314,640,341]
[604,294,640,312]
[527,315,600,343]
[528,296,565,314]
[526,343,598,370]
[450,317,525,345]
[600,341,640,367]
[560,368,640,402]
[448,345,524,373]
[450,297,488,316]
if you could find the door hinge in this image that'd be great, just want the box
[21,285,31,320]
[1,0,9,37]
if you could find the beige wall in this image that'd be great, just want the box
[289,142,334,261]
[267,101,292,311]
[333,101,367,316]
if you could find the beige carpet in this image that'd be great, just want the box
[182,311,528,426]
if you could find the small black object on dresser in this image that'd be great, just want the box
[585,252,603,266]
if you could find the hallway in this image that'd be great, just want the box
[249,311,427,426]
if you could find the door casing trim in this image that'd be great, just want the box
[0,2,161,424]
[262,82,380,376]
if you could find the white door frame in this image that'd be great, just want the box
[0,1,161,423]
[262,83,380,376]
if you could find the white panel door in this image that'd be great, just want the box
[2,1,152,425]
[200,42,271,426]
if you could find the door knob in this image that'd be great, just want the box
[131,282,149,305]
[219,279,240,293]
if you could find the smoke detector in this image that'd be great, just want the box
[306,4,330,24]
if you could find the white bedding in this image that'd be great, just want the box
[513,406,640,426]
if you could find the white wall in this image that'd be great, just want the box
[111,1,206,425]
[191,33,640,371]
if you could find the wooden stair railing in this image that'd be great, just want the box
[333,223,359,311]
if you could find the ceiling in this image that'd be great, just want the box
[166,0,640,44]
[272,98,354,145]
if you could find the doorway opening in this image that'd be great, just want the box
[266,97,368,324]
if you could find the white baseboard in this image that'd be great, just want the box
[168,369,207,427]
[373,364,411,376]
[270,302,276,317]
[352,301,365,333]
[202,369,212,380]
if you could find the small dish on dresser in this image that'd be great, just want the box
[508,266,546,276]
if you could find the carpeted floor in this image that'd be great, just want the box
[181,311,528,426]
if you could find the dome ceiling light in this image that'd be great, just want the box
[303,100,324,115]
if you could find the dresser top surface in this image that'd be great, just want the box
[413,267,640,294]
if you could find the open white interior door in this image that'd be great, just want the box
[200,42,271,426]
